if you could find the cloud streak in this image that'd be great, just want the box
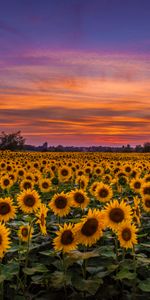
[0,50,150,146]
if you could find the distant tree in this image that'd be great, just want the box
[0,131,25,151]
[143,142,150,153]
[135,145,143,153]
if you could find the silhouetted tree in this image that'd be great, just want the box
[143,142,150,153]
[0,131,25,151]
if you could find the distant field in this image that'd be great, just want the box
[0,151,150,300]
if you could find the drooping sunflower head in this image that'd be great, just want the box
[95,182,113,203]
[49,192,71,217]
[36,204,49,235]
[117,221,138,249]
[53,223,78,253]
[0,197,16,222]
[0,223,11,258]
[89,181,99,196]
[104,200,132,231]
[69,189,89,209]
[75,175,89,190]
[75,209,105,246]
[17,189,41,213]
[18,225,34,242]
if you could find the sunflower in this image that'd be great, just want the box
[130,178,143,193]
[95,182,113,203]
[36,204,49,235]
[58,166,72,182]
[140,183,150,197]
[69,189,89,209]
[104,200,132,231]
[20,179,34,190]
[39,178,51,193]
[0,197,16,222]
[142,196,150,213]
[0,223,11,258]
[75,209,105,246]
[75,175,89,190]
[53,223,78,253]
[132,197,141,225]
[0,175,13,190]
[49,192,71,217]
[17,189,41,213]
[117,221,137,249]
[143,174,150,183]
[17,168,25,179]
[18,225,34,242]
[89,181,99,196]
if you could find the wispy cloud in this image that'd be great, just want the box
[0,50,150,146]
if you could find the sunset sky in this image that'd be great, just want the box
[0,0,150,146]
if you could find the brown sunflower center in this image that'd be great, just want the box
[23,195,36,207]
[99,188,109,198]
[143,187,150,195]
[0,202,11,215]
[61,230,74,245]
[125,167,131,173]
[121,228,132,241]
[134,182,141,189]
[3,179,10,186]
[24,182,32,189]
[81,218,98,237]
[55,196,67,209]
[145,177,150,182]
[19,170,24,176]
[42,182,49,189]
[61,169,68,176]
[145,198,150,208]
[21,228,28,237]
[109,208,124,223]
[74,192,85,204]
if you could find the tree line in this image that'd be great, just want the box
[0,131,150,152]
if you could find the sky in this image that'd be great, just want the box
[0,0,150,146]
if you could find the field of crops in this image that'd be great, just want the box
[0,151,149,300]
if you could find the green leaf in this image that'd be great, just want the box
[23,264,48,275]
[72,275,103,295]
[138,278,150,292]
[50,271,71,289]
[114,268,136,280]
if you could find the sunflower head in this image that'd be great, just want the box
[95,182,113,203]
[0,223,11,258]
[17,189,41,213]
[49,192,71,217]
[0,197,16,222]
[18,225,33,242]
[104,200,132,231]
[53,223,78,253]
[117,221,137,249]
[75,209,105,246]
[69,189,89,209]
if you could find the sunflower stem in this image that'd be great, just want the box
[0,259,3,300]
[132,245,137,300]
[114,236,119,262]
[23,219,34,294]
[62,252,68,300]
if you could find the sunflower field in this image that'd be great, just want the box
[0,151,150,300]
